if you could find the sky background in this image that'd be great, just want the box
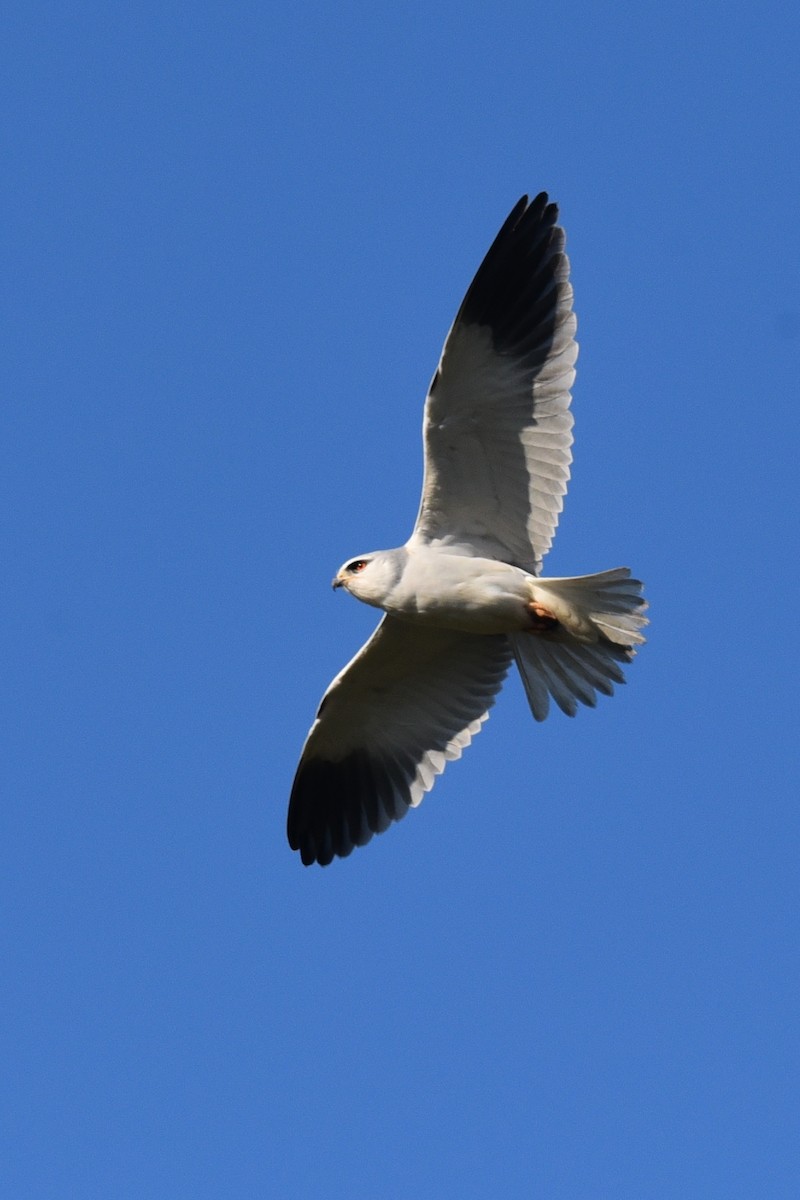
[3,2,799,1197]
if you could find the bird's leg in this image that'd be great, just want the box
[527,600,560,633]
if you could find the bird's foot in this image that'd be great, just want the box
[528,601,560,633]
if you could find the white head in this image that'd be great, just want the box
[332,548,405,609]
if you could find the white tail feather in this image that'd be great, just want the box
[514,568,647,721]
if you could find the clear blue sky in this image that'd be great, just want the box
[3,2,799,1197]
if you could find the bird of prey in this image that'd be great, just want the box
[288,193,647,866]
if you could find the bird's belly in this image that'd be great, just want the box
[384,558,533,634]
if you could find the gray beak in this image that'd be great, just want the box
[332,576,343,590]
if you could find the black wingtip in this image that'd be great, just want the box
[455,192,567,356]
[287,751,410,867]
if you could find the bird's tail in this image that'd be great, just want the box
[512,568,648,721]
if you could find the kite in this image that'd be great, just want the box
[288,194,647,865]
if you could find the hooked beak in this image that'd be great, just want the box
[332,574,343,590]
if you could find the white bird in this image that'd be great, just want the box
[288,194,647,866]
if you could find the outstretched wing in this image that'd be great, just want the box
[410,193,577,574]
[288,618,512,866]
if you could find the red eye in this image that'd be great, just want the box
[347,560,368,574]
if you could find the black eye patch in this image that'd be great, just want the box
[346,560,368,573]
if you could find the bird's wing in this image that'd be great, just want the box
[288,616,512,866]
[410,193,577,573]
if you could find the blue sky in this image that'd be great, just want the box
[3,2,799,1196]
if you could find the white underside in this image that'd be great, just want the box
[381,551,534,633]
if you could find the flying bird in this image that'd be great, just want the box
[288,193,647,866]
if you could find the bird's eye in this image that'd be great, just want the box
[347,560,368,573]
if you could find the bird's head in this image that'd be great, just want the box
[332,549,404,608]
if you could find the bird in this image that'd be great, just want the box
[287,193,648,866]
